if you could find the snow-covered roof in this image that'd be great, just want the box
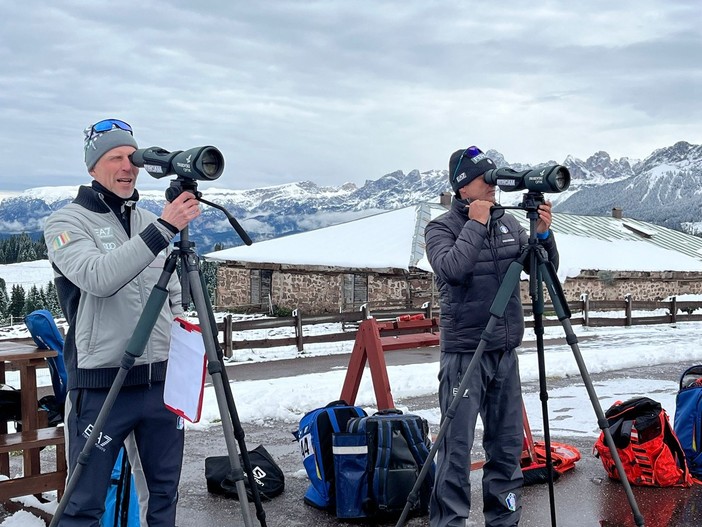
[205,203,702,278]
[207,205,432,271]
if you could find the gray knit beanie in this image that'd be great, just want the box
[84,122,138,171]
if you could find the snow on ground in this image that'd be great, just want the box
[0,261,54,293]
[2,314,702,526]
[2,311,700,434]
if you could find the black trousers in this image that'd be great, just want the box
[60,382,185,527]
[430,350,524,527]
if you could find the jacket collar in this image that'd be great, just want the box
[72,183,140,214]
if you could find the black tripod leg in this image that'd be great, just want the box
[538,258,646,527]
[395,258,526,527]
[183,254,255,527]
[197,272,268,527]
[49,254,179,527]
[530,261,558,527]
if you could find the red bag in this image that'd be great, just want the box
[594,397,693,487]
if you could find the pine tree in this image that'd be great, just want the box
[24,285,43,315]
[36,233,48,260]
[0,277,8,318]
[201,260,219,304]
[8,285,26,318]
[0,233,48,264]
[44,281,62,316]
[17,233,38,263]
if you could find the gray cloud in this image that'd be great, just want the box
[0,0,700,192]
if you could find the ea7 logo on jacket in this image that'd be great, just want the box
[94,226,113,238]
[94,226,117,251]
[83,424,113,451]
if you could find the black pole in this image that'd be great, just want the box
[537,254,645,526]
[178,226,258,527]
[525,210,558,526]
[196,271,268,527]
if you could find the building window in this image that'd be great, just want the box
[250,269,273,306]
[343,274,368,307]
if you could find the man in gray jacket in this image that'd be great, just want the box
[425,146,559,527]
[44,119,201,526]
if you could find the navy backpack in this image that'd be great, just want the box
[294,400,367,509]
[674,365,702,478]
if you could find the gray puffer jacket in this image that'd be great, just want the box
[45,185,182,390]
[425,197,559,354]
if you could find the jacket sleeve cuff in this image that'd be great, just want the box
[157,218,179,235]
[139,223,174,256]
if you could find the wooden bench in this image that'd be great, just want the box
[0,427,66,502]
[0,342,67,502]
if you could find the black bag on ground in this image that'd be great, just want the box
[334,408,434,519]
[205,444,285,501]
[0,385,22,422]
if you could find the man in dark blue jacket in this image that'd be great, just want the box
[425,146,559,527]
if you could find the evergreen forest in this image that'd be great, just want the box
[0,233,219,326]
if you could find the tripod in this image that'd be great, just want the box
[51,189,266,527]
[395,192,645,527]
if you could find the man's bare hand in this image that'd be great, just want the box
[467,200,492,225]
[160,191,201,231]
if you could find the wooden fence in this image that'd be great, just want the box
[216,295,702,357]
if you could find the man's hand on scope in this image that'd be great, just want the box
[466,200,493,226]
[536,201,553,234]
[160,191,201,231]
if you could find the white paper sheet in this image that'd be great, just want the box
[164,318,207,423]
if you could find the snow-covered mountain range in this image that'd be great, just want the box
[1,141,700,251]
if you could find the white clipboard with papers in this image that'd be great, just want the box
[164,317,207,423]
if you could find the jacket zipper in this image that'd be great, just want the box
[105,195,153,386]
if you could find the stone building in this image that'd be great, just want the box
[206,199,702,314]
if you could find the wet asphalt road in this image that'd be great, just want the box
[173,350,702,527]
[2,342,701,526]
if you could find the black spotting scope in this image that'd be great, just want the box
[130,146,224,181]
[483,165,570,193]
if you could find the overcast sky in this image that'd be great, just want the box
[1,1,700,193]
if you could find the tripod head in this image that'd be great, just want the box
[492,191,546,214]
[492,191,548,236]
[516,191,546,213]
[165,177,253,246]
[164,177,252,311]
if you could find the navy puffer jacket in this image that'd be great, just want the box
[425,198,559,354]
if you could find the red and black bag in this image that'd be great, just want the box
[594,397,693,487]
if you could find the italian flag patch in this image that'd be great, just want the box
[52,232,71,250]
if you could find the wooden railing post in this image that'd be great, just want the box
[223,314,233,358]
[625,294,632,326]
[581,293,589,327]
[670,296,677,324]
[361,303,370,319]
[293,308,303,352]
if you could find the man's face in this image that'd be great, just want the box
[90,145,139,199]
[458,174,496,203]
